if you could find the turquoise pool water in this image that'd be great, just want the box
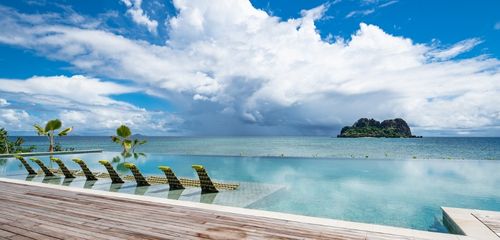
[1,151,499,233]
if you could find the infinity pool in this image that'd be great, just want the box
[1,152,499,233]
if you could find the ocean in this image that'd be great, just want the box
[16,136,500,160]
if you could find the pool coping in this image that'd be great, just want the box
[0,177,474,240]
[442,207,499,240]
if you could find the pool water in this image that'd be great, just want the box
[1,152,499,233]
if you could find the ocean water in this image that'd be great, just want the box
[17,136,500,160]
[1,136,499,232]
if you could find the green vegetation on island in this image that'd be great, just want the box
[338,118,421,138]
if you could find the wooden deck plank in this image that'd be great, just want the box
[442,207,500,240]
[0,180,465,240]
[473,212,500,238]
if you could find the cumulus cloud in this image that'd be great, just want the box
[0,0,499,135]
[121,0,158,34]
[0,109,31,130]
[0,75,136,105]
[0,75,178,135]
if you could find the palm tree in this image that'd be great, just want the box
[0,128,9,154]
[111,125,146,156]
[34,119,72,152]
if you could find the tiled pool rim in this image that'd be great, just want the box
[0,177,474,240]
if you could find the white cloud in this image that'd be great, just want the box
[346,0,398,18]
[121,0,158,34]
[346,9,375,18]
[0,75,136,106]
[0,0,499,135]
[378,0,398,8]
[428,38,482,60]
[0,98,9,106]
[0,75,178,135]
[0,109,31,129]
[495,22,500,30]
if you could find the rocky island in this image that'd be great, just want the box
[337,118,421,138]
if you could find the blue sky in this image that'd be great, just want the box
[0,0,499,136]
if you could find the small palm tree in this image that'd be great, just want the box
[0,128,9,154]
[34,119,72,152]
[111,125,146,156]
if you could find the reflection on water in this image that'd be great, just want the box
[200,192,218,204]
[83,180,97,189]
[62,178,75,186]
[0,152,499,232]
[168,189,184,200]
[134,186,149,195]
[25,174,36,181]
[0,159,6,175]
[42,176,62,184]
[109,183,124,192]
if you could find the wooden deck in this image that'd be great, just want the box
[0,179,471,240]
[443,207,500,240]
[474,211,500,238]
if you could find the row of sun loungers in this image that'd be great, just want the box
[15,156,239,193]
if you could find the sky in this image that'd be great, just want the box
[0,0,499,136]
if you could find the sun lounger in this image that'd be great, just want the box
[158,166,185,190]
[29,157,54,176]
[192,165,219,193]
[72,158,98,181]
[123,163,150,186]
[98,160,124,184]
[50,157,75,178]
[15,156,37,175]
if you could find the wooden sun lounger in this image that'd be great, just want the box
[72,158,98,181]
[50,157,75,178]
[123,163,150,187]
[192,165,219,194]
[29,157,54,177]
[98,160,124,184]
[158,166,185,190]
[14,156,37,175]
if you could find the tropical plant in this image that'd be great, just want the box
[34,119,72,152]
[0,128,9,154]
[0,128,36,154]
[111,125,146,156]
